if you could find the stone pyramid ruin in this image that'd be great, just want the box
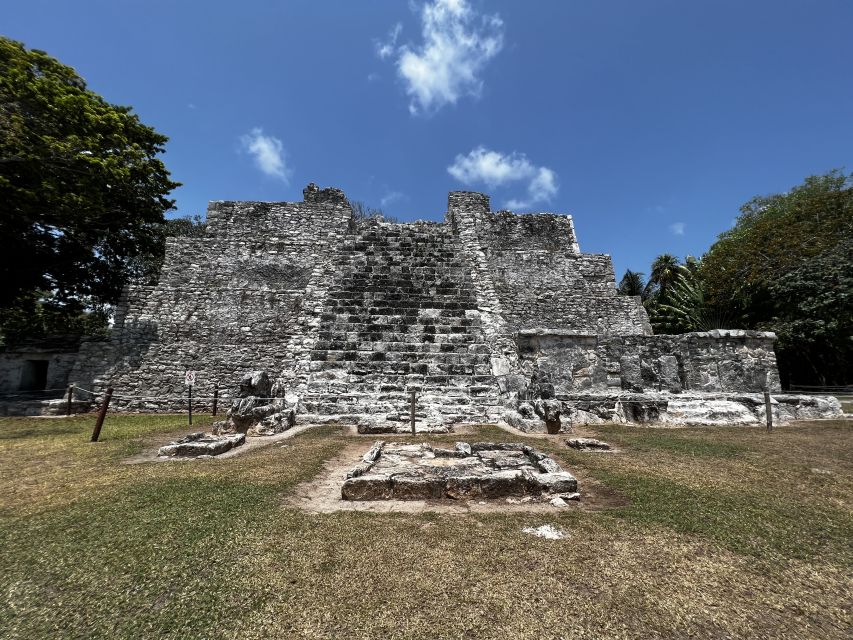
[65,183,841,429]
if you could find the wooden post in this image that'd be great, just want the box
[212,382,219,417]
[66,384,74,417]
[188,385,193,426]
[91,387,113,442]
[410,389,416,435]
[764,390,773,432]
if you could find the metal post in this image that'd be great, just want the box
[91,387,113,442]
[212,382,219,417]
[410,389,416,435]
[66,384,74,417]
[188,385,193,426]
[764,390,773,432]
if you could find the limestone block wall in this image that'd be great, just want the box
[496,292,652,335]
[68,185,352,405]
[477,209,580,253]
[486,251,617,295]
[467,195,652,336]
[517,330,782,395]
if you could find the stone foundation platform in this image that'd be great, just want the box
[341,441,577,500]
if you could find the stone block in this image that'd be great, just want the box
[530,471,577,494]
[480,470,527,497]
[341,475,393,500]
[391,476,445,500]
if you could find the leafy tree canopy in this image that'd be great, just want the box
[703,170,852,310]
[0,37,179,341]
[702,170,852,385]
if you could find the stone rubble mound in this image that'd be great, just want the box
[214,371,296,436]
[341,441,578,501]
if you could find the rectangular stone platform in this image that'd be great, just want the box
[341,441,577,500]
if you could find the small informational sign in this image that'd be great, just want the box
[185,370,196,386]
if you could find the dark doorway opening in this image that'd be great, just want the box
[19,360,49,391]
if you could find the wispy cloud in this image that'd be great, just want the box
[378,0,504,115]
[670,222,686,236]
[380,190,405,207]
[375,22,402,60]
[239,128,289,181]
[447,146,558,210]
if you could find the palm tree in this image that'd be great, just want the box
[617,270,647,298]
[644,254,681,301]
[657,264,732,332]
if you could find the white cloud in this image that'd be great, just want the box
[448,146,559,210]
[670,222,686,236]
[375,22,402,60]
[239,128,289,181]
[379,0,504,115]
[380,190,405,207]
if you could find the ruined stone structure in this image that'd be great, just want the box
[55,183,840,427]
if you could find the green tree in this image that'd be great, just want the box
[617,269,647,298]
[656,262,731,333]
[0,38,179,341]
[701,170,853,386]
[0,214,206,343]
[644,254,681,300]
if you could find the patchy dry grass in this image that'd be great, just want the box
[0,415,850,639]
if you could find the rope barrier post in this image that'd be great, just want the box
[188,385,193,426]
[410,389,416,435]
[66,384,74,417]
[212,382,219,417]
[91,387,113,442]
[764,389,773,433]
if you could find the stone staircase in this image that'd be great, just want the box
[300,222,501,425]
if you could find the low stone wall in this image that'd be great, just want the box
[517,329,782,395]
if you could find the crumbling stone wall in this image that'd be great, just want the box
[517,329,782,396]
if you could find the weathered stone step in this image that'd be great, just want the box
[308,363,493,376]
[310,350,492,364]
[317,321,480,333]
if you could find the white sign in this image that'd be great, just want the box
[185,371,196,386]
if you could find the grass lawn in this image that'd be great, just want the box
[0,414,850,639]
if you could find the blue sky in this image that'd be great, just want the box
[4,0,852,278]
